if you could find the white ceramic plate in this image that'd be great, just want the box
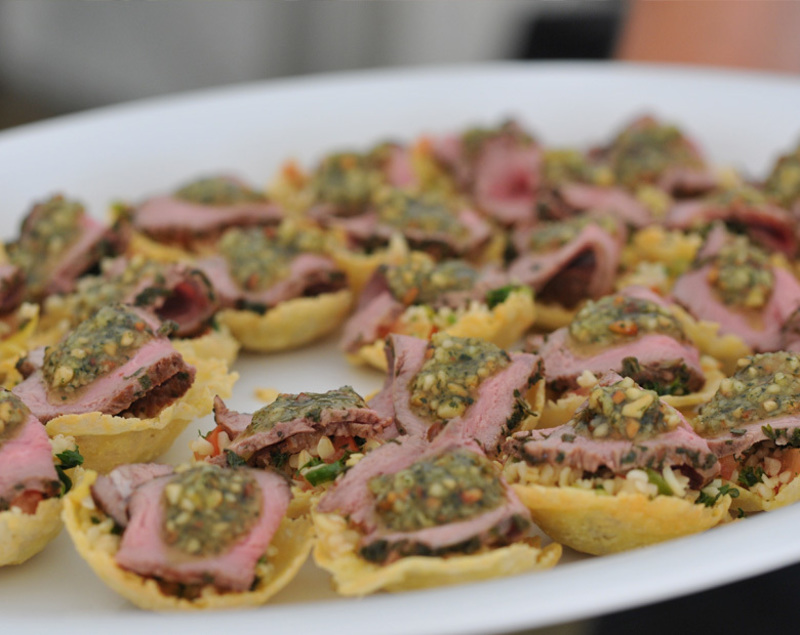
[2,63,800,635]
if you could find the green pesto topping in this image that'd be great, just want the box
[764,145,800,208]
[7,196,85,299]
[0,391,30,446]
[374,190,468,240]
[383,253,479,306]
[528,216,618,253]
[219,228,293,292]
[368,449,505,532]
[574,376,681,441]
[696,353,800,436]
[42,305,155,394]
[461,121,533,159]
[542,149,604,187]
[568,294,686,348]
[69,257,177,324]
[175,177,266,206]
[707,184,768,208]
[608,120,703,188]
[311,152,380,212]
[705,237,773,309]
[410,333,510,423]
[162,464,262,557]
[246,386,367,435]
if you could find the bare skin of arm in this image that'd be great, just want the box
[616,1,800,74]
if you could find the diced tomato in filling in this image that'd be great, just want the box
[780,448,800,476]
[9,490,45,514]
[333,436,359,454]
[719,455,738,481]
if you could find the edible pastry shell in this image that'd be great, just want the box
[62,470,314,611]
[512,482,730,556]
[218,289,353,353]
[0,498,62,567]
[311,510,561,596]
[538,355,724,429]
[348,289,536,372]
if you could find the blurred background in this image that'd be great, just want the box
[2,1,798,131]
[1,2,799,634]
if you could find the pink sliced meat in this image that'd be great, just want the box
[559,183,654,228]
[91,463,174,528]
[508,222,621,308]
[672,265,800,352]
[383,145,417,188]
[115,468,290,592]
[318,436,532,562]
[0,403,60,510]
[13,309,196,423]
[371,334,540,454]
[666,198,798,257]
[134,185,283,247]
[472,142,541,226]
[208,394,393,466]
[533,286,704,394]
[195,252,345,311]
[505,399,718,484]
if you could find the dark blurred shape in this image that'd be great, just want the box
[517,4,623,61]
[594,561,800,634]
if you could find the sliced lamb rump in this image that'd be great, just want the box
[13,307,196,423]
[195,252,346,312]
[340,290,405,353]
[8,195,125,301]
[0,397,60,512]
[472,141,541,226]
[372,334,540,453]
[532,287,704,395]
[318,437,532,564]
[505,409,718,485]
[115,467,290,592]
[665,194,798,258]
[133,177,283,247]
[334,206,492,261]
[559,183,654,228]
[508,222,621,308]
[91,463,174,528]
[209,390,393,468]
[672,264,800,352]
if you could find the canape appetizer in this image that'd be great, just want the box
[63,462,312,610]
[504,373,731,555]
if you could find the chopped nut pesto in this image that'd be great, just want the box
[764,144,800,208]
[461,120,534,160]
[383,253,479,306]
[368,449,505,532]
[311,152,380,212]
[43,305,155,394]
[175,177,266,206]
[568,294,687,348]
[219,228,293,292]
[410,333,510,423]
[607,120,703,188]
[162,464,262,557]
[696,353,800,436]
[574,376,681,441]
[704,237,773,308]
[542,149,610,187]
[707,184,768,208]
[7,196,85,299]
[528,215,618,253]
[246,386,367,435]
[0,391,30,446]
[374,190,468,240]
